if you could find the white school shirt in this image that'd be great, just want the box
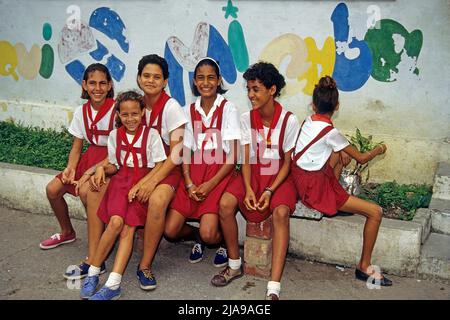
[107,127,167,169]
[240,109,300,160]
[68,103,115,146]
[294,115,349,171]
[144,98,188,146]
[183,94,241,154]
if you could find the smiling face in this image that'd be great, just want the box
[81,70,112,109]
[193,64,221,99]
[118,100,145,134]
[137,63,168,98]
[246,79,276,111]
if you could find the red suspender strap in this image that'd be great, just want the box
[82,102,94,144]
[293,124,334,163]
[190,99,226,151]
[140,126,150,168]
[278,111,292,159]
[115,129,122,166]
[82,98,115,145]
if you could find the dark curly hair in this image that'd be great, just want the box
[114,90,146,128]
[312,76,339,114]
[243,62,286,97]
[81,63,114,99]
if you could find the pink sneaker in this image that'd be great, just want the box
[39,232,76,250]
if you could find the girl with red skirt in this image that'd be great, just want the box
[40,63,115,251]
[211,62,300,300]
[291,76,392,287]
[164,57,241,266]
[80,91,166,300]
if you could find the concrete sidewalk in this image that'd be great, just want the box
[0,206,449,300]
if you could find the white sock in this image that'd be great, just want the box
[267,281,281,297]
[88,265,101,277]
[105,272,122,290]
[228,257,242,270]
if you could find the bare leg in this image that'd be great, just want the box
[46,178,75,236]
[164,209,197,241]
[111,225,136,275]
[218,192,240,260]
[339,196,383,278]
[91,215,124,267]
[271,205,290,282]
[139,184,174,270]
[198,213,222,245]
[85,180,109,264]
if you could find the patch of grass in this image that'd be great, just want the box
[360,181,432,221]
[0,120,87,171]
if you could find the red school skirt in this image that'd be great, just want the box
[56,144,108,196]
[226,163,298,223]
[291,161,350,216]
[170,151,232,220]
[158,165,182,190]
[97,166,150,227]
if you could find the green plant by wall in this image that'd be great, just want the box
[0,120,88,171]
[360,181,432,221]
[346,128,383,178]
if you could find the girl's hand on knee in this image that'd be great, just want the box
[256,192,270,212]
[136,181,157,203]
[244,190,257,211]
[61,167,75,184]
[128,184,140,202]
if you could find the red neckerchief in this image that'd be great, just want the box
[145,91,170,129]
[117,124,144,181]
[251,101,282,148]
[311,113,333,125]
[85,98,115,143]
[193,104,221,151]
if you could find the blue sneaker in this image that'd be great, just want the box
[213,246,228,268]
[80,275,99,299]
[189,242,205,263]
[89,285,121,300]
[137,268,157,291]
[64,261,106,280]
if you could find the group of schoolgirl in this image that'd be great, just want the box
[40,54,391,301]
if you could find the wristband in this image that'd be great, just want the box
[264,187,273,195]
[185,183,194,190]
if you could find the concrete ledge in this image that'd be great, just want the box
[289,214,424,277]
[0,162,430,277]
[429,198,450,235]
[432,162,450,200]
[418,233,450,280]
[0,162,86,219]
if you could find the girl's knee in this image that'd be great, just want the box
[372,205,383,223]
[163,223,178,240]
[273,206,290,223]
[199,228,219,245]
[46,180,63,199]
[108,216,124,234]
[219,197,237,219]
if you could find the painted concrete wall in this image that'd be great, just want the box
[1,0,449,184]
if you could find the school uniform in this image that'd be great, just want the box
[226,101,300,223]
[142,91,188,190]
[291,114,350,216]
[170,94,241,219]
[97,125,167,226]
[56,98,115,195]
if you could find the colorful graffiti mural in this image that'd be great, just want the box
[59,7,129,84]
[1,1,423,102]
[0,23,54,81]
[258,2,423,96]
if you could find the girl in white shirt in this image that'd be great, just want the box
[80,91,166,300]
[40,63,115,255]
[165,57,240,266]
[291,76,392,287]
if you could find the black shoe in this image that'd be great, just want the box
[355,268,393,286]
